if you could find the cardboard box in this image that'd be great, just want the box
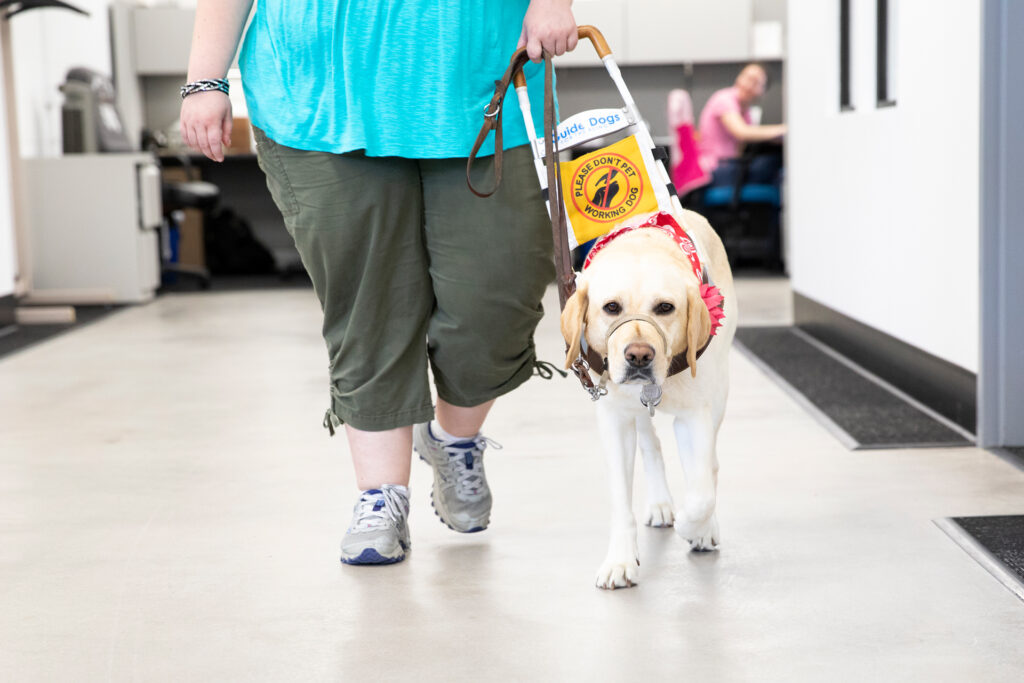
[161,167,206,269]
[227,117,253,154]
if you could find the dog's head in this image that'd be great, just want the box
[561,229,711,385]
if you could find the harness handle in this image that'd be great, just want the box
[511,25,612,89]
[468,25,611,198]
[466,25,709,395]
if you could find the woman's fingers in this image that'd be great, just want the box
[526,28,577,60]
[179,91,232,161]
[520,1,576,61]
[221,115,233,148]
[205,124,224,162]
[527,34,543,62]
[185,124,200,155]
[195,125,214,160]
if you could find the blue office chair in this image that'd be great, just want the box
[685,144,784,271]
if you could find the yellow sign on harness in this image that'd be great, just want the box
[559,135,660,246]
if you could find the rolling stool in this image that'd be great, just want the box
[160,179,219,289]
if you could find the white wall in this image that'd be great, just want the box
[1,0,112,299]
[0,42,16,298]
[754,0,787,23]
[11,0,112,158]
[786,0,980,372]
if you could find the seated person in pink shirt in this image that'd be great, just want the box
[699,63,786,184]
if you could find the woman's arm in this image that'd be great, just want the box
[720,111,787,144]
[518,0,577,62]
[180,0,255,162]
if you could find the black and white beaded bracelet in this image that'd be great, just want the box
[180,78,229,99]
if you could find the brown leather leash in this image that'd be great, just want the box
[467,39,709,398]
[467,48,577,305]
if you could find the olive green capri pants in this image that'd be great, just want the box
[253,128,555,433]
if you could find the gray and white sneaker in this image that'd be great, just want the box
[413,423,501,533]
[339,484,411,565]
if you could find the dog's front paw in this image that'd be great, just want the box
[644,502,675,528]
[676,513,720,552]
[595,557,640,589]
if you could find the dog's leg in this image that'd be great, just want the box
[636,415,674,528]
[594,400,640,589]
[673,407,720,551]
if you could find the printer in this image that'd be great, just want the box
[60,67,135,154]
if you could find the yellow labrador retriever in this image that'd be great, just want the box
[561,209,736,589]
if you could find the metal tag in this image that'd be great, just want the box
[640,383,662,416]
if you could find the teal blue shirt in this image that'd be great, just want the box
[238,0,550,159]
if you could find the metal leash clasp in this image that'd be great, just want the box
[571,356,608,401]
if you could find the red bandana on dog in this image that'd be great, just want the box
[581,211,725,335]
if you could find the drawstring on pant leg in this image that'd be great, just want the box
[322,362,562,436]
[323,384,346,436]
[323,409,341,436]
[532,359,568,380]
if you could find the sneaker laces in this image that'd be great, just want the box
[442,436,502,499]
[350,485,409,532]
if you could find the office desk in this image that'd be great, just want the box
[159,152,302,273]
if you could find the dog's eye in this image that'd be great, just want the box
[655,302,675,315]
[603,301,621,315]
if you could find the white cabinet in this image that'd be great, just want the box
[559,0,756,66]
[626,0,753,63]
[557,0,628,66]
[25,154,161,304]
[131,7,196,76]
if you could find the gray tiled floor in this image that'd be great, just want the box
[2,277,1023,681]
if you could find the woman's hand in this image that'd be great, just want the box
[518,0,577,62]
[180,90,233,162]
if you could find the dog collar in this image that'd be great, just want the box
[581,211,725,336]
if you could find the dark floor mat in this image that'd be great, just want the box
[991,447,1024,472]
[0,306,120,360]
[944,516,1024,602]
[1004,447,1024,461]
[736,327,971,449]
[952,516,1024,584]
[1,275,312,359]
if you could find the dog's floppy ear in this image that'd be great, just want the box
[685,285,712,378]
[560,282,589,369]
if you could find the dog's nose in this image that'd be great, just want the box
[624,342,655,368]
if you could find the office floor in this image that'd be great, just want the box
[2,276,1023,681]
